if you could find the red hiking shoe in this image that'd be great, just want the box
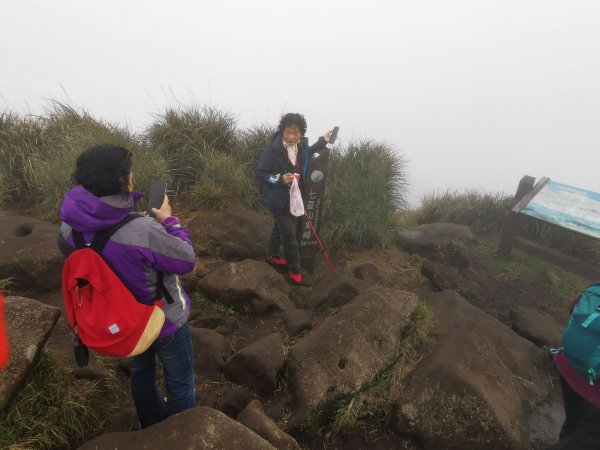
[287,269,312,287]
[266,256,287,271]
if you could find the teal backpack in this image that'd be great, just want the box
[557,283,600,385]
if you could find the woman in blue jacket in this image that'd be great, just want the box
[256,113,331,285]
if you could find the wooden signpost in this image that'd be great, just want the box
[498,176,600,279]
[299,148,330,273]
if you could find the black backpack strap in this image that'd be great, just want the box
[71,229,86,250]
[85,212,175,305]
[90,213,143,253]
[157,271,175,305]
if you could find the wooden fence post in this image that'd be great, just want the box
[497,175,535,259]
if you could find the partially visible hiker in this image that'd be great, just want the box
[256,113,331,286]
[550,284,600,450]
[57,144,196,429]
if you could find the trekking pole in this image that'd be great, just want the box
[304,211,334,273]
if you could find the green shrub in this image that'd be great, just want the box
[0,350,120,450]
[189,151,257,210]
[0,113,48,210]
[30,104,168,220]
[148,106,239,193]
[237,123,274,187]
[416,190,511,232]
[237,123,274,166]
[323,140,408,248]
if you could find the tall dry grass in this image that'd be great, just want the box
[2,102,413,248]
[414,189,600,265]
[324,140,408,248]
[0,350,120,449]
[147,106,239,194]
[32,103,168,219]
[0,112,48,210]
[0,103,168,220]
[415,190,511,232]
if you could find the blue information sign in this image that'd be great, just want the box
[518,180,600,239]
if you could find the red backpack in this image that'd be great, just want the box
[62,214,168,365]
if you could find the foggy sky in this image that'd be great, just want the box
[1,0,599,206]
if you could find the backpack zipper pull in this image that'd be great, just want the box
[76,286,83,307]
[588,368,596,386]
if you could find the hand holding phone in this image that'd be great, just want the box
[147,181,167,217]
[329,126,340,145]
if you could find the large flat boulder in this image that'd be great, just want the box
[188,206,271,261]
[0,296,60,411]
[393,290,553,450]
[395,223,473,270]
[78,406,276,449]
[197,259,294,314]
[287,287,418,430]
[0,216,64,291]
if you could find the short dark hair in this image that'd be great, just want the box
[278,113,307,136]
[74,144,132,197]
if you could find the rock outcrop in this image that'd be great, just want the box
[188,206,271,261]
[395,222,474,270]
[78,406,277,449]
[394,290,555,450]
[190,327,231,381]
[287,287,418,430]
[198,259,294,314]
[303,272,369,311]
[509,306,563,348]
[0,296,60,411]
[224,333,285,396]
[0,216,64,291]
[238,399,301,450]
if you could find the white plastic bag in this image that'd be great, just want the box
[289,177,305,217]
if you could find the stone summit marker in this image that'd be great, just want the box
[299,148,330,273]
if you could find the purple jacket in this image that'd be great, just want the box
[58,186,196,339]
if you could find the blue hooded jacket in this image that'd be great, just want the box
[255,131,327,214]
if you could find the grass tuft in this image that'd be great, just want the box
[0,103,168,220]
[147,106,239,194]
[0,277,13,294]
[189,151,257,210]
[415,189,511,233]
[237,123,275,168]
[0,112,49,210]
[324,140,408,248]
[32,103,168,219]
[0,350,121,450]
[472,237,589,308]
[192,292,236,316]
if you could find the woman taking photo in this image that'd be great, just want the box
[58,144,196,429]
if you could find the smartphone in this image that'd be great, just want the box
[329,126,340,145]
[147,181,167,216]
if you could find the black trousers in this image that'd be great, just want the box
[548,376,600,450]
[267,213,301,271]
